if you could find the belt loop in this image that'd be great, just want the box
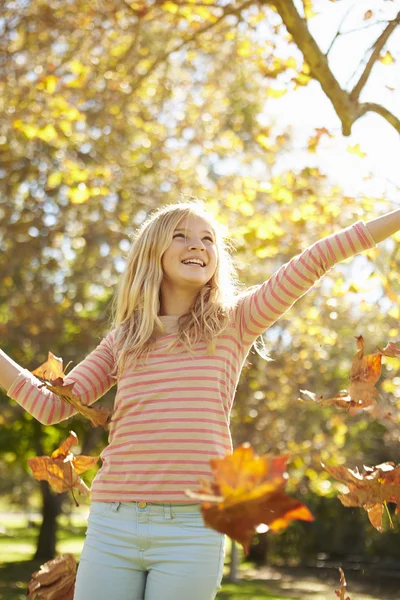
[112,502,121,512]
[164,503,172,520]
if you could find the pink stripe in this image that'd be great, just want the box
[119,375,227,393]
[345,230,356,253]
[109,459,210,465]
[113,426,231,439]
[324,239,336,265]
[113,396,224,418]
[335,233,346,259]
[93,489,201,495]
[97,479,200,485]
[114,387,228,411]
[290,261,314,285]
[102,470,210,476]
[105,448,228,455]
[108,439,230,451]
[354,222,369,248]
[112,417,227,437]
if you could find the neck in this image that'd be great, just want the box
[159,282,199,316]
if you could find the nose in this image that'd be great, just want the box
[188,239,206,251]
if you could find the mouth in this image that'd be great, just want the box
[181,261,206,268]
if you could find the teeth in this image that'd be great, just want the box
[182,260,204,266]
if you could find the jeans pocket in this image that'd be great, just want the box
[172,511,208,531]
[89,501,116,518]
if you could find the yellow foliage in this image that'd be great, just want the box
[68,186,91,204]
[266,87,287,98]
[379,51,394,65]
[37,76,58,94]
[347,143,366,158]
[161,1,179,14]
[47,172,63,188]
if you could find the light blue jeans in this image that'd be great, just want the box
[74,501,225,600]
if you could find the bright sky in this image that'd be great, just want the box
[260,0,400,205]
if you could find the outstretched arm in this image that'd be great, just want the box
[233,209,399,350]
[2,330,117,425]
[365,208,400,244]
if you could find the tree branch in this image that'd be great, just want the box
[359,102,400,133]
[350,11,400,102]
[267,0,400,136]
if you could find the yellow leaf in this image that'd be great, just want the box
[255,134,271,150]
[267,87,287,98]
[47,172,63,188]
[364,10,373,19]
[379,51,394,65]
[347,143,366,158]
[68,186,91,204]
[161,1,178,13]
[37,125,58,143]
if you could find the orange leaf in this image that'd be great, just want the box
[28,431,99,504]
[186,444,313,553]
[324,461,400,532]
[32,351,112,429]
[27,554,76,599]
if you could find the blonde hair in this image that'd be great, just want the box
[108,199,271,379]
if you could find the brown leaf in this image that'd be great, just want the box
[28,431,99,504]
[32,351,112,429]
[335,567,351,600]
[186,444,314,553]
[376,341,400,358]
[324,461,400,532]
[299,335,382,414]
[27,554,76,599]
[364,10,373,20]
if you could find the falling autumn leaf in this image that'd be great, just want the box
[307,127,333,153]
[299,335,382,414]
[32,351,112,429]
[27,554,76,600]
[376,341,400,358]
[28,431,99,505]
[347,144,366,158]
[335,567,351,600]
[324,461,400,532]
[185,443,314,553]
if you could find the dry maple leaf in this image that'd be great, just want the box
[299,335,382,414]
[185,443,314,554]
[27,553,76,600]
[324,461,400,532]
[335,567,351,600]
[376,341,400,358]
[32,351,112,429]
[28,431,99,506]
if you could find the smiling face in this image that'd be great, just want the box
[161,213,218,292]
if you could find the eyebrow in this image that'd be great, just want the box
[174,228,214,236]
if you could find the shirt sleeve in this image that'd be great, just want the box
[233,220,377,349]
[6,329,117,425]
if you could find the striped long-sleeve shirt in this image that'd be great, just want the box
[7,221,376,502]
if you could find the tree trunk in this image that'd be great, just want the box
[33,481,65,561]
[246,532,269,565]
[228,539,240,582]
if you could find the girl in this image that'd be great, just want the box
[1,199,400,600]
